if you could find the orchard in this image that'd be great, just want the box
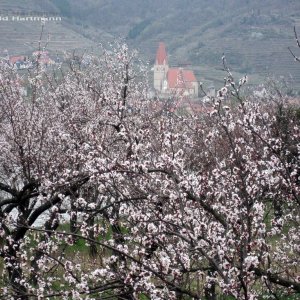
[0,41,299,300]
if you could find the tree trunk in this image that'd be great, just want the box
[7,244,29,300]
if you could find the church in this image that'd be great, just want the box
[153,42,198,98]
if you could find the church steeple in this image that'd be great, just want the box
[154,42,169,92]
[155,42,168,65]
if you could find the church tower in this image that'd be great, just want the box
[154,42,169,92]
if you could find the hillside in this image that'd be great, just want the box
[67,0,300,89]
[0,0,95,56]
[1,0,300,90]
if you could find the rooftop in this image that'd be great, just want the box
[155,42,168,65]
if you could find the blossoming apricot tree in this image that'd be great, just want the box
[0,42,299,300]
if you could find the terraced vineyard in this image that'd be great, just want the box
[197,20,300,89]
[0,21,96,55]
[124,0,300,91]
[0,0,95,56]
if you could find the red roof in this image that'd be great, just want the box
[182,69,197,82]
[167,68,197,89]
[155,42,168,65]
[9,56,26,65]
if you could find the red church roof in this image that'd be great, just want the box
[167,68,197,89]
[155,42,168,65]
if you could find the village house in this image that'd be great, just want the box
[8,55,32,69]
[1,50,58,70]
[153,42,198,98]
[2,50,29,69]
